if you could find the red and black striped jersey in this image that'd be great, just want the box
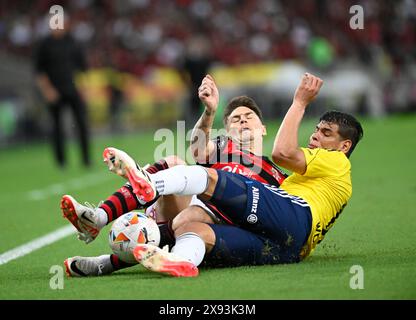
[198,135,287,186]
[197,136,288,225]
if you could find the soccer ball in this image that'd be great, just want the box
[109,212,160,263]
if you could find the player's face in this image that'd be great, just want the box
[226,107,266,145]
[308,121,350,153]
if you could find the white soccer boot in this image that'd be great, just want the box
[61,195,101,244]
[133,243,199,277]
[64,255,113,277]
[102,147,157,203]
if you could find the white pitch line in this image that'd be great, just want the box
[1,172,116,264]
[0,225,77,266]
[0,172,116,265]
[26,172,113,201]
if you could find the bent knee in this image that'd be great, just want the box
[174,221,199,237]
[171,206,213,232]
[174,221,216,250]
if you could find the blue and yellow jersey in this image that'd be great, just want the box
[280,148,352,258]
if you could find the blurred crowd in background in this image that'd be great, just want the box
[3,0,416,71]
[0,0,415,147]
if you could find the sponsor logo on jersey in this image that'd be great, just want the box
[219,164,255,179]
[222,165,244,174]
[251,186,260,213]
[247,213,258,224]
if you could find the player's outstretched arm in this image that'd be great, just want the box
[190,74,219,163]
[272,73,323,174]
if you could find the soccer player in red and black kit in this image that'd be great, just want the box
[62,75,286,277]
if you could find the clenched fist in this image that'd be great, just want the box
[198,74,219,114]
[293,73,323,108]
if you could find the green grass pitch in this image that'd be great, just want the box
[0,114,415,300]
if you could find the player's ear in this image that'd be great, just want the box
[262,125,267,136]
[340,139,352,154]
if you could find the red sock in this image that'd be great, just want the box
[145,159,169,174]
[100,184,139,223]
[99,159,169,223]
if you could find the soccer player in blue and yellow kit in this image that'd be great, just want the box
[103,73,364,277]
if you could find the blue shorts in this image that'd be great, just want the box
[202,170,312,267]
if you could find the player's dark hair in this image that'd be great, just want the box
[223,96,264,126]
[320,110,364,157]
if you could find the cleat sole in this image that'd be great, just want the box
[103,147,155,203]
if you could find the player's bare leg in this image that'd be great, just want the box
[171,205,215,232]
